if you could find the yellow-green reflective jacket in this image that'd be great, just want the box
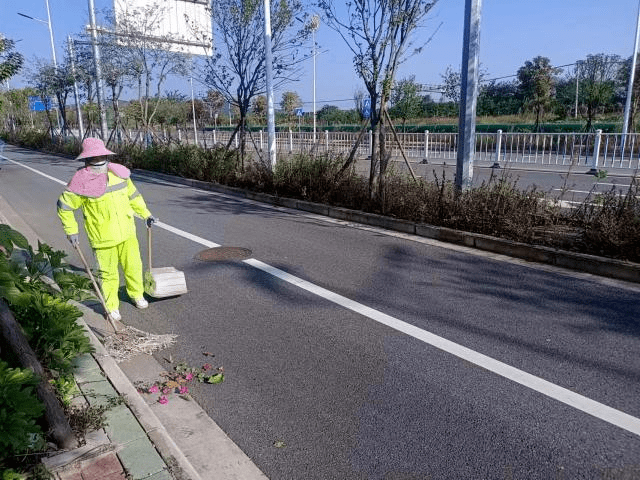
[57,170,152,249]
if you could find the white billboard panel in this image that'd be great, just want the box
[114,0,212,56]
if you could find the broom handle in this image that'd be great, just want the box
[74,244,119,333]
[147,225,152,270]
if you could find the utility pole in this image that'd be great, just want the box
[264,0,277,169]
[310,15,319,143]
[67,36,85,140]
[574,62,580,119]
[87,0,108,140]
[455,0,483,192]
[622,0,640,152]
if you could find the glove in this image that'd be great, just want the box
[67,234,79,247]
[146,216,158,228]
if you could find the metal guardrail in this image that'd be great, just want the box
[186,129,640,170]
[58,127,640,171]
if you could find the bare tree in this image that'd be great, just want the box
[318,0,440,200]
[203,0,308,168]
[105,3,190,140]
[203,89,226,125]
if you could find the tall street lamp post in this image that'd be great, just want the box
[18,1,62,130]
[310,15,319,143]
[622,0,640,153]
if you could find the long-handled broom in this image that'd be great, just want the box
[72,242,177,362]
[72,243,119,333]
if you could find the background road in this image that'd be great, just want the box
[1,145,639,479]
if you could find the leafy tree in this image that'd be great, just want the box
[578,53,623,130]
[390,75,422,130]
[477,80,521,117]
[318,0,439,199]
[280,91,302,118]
[252,95,268,120]
[0,36,24,83]
[30,59,75,136]
[517,56,560,131]
[441,65,461,104]
[0,88,37,133]
[203,0,308,167]
[552,75,578,120]
[317,104,340,122]
[441,64,487,105]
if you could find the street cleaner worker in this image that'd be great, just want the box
[57,137,157,322]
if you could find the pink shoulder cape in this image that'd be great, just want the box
[66,163,131,198]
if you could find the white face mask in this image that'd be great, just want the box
[86,157,109,173]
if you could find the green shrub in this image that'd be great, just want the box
[0,225,94,375]
[0,361,45,461]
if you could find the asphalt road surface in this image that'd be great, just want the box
[1,145,639,480]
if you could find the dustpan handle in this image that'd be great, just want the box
[147,226,152,270]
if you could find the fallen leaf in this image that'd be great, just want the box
[207,373,224,384]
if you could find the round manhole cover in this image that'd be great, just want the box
[195,247,252,262]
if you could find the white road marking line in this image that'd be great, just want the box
[243,258,640,438]
[6,155,640,437]
[156,221,220,248]
[1,155,67,185]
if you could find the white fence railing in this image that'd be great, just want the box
[179,129,639,170]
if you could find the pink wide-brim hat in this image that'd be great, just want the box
[76,137,116,160]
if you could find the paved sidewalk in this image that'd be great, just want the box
[42,321,174,480]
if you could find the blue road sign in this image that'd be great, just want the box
[28,96,54,112]
[295,108,304,117]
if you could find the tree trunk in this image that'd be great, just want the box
[0,299,77,450]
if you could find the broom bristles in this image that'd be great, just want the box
[103,326,177,363]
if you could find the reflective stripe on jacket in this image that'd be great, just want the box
[57,171,152,248]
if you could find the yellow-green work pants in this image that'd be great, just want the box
[94,235,144,312]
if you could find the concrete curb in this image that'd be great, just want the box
[75,307,204,480]
[138,170,640,284]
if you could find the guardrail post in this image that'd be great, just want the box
[289,128,293,152]
[492,129,502,168]
[213,129,217,144]
[325,130,329,151]
[423,130,429,164]
[178,129,182,142]
[369,130,373,156]
[588,129,603,175]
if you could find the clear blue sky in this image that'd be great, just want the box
[1,0,639,110]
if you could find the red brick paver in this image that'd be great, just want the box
[79,452,124,479]
[55,452,126,480]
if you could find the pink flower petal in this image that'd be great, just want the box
[158,395,168,404]
[148,385,159,393]
[185,373,194,381]
[179,386,189,394]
